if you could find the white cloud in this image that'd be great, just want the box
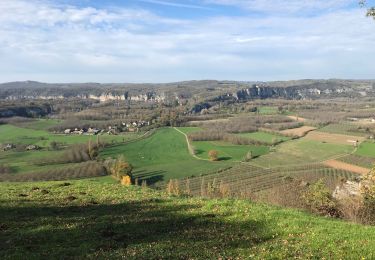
[0,0,374,82]
[205,0,354,14]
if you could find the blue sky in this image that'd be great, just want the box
[0,0,374,83]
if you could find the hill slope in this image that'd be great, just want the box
[0,178,374,259]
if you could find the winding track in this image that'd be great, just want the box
[173,127,210,161]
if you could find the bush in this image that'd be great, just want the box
[303,179,340,217]
[104,155,133,180]
[359,168,375,224]
[208,150,219,161]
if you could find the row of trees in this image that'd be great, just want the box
[0,161,106,182]
[188,130,284,146]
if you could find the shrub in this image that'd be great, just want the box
[359,168,375,224]
[104,155,133,181]
[303,179,340,217]
[208,150,219,161]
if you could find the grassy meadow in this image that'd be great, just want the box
[237,131,291,143]
[0,179,374,259]
[355,141,375,158]
[191,140,269,161]
[319,123,366,137]
[0,122,140,176]
[0,124,139,147]
[251,138,354,168]
[100,128,234,183]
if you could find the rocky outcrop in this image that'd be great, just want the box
[333,180,362,200]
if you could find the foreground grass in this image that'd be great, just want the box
[0,179,374,259]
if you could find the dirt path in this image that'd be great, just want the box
[324,159,370,175]
[173,127,210,161]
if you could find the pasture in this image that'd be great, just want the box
[7,118,62,130]
[251,138,354,168]
[0,123,140,178]
[257,106,278,115]
[355,142,375,158]
[191,140,269,161]
[100,128,234,183]
[319,123,366,137]
[305,131,366,145]
[237,131,290,143]
[0,124,139,147]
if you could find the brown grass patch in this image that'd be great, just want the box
[324,160,370,175]
[305,131,365,145]
[280,126,316,137]
[287,115,307,122]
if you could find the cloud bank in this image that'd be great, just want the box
[0,0,374,82]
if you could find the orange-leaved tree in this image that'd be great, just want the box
[208,150,219,161]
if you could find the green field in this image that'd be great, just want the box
[191,141,269,161]
[0,150,65,173]
[0,124,139,147]
[251,138,354,168]
[0,124,141,175]
[9,119,63,130]
[319,123,365,137]
[177,127,270,161]
[257,106,278,115]
[100,128,233,183]
[355,142,375,158]
[237,131,290,143]
[1,179,374,259]
[177,127,202,134]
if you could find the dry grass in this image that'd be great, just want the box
[280,126,316,137]
[305,131,366,145]
[324,160,370,175]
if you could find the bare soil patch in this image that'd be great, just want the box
[324,160,370,175]
[305,131,365,145]
[280,126,316,137]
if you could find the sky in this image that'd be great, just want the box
[0,0,374,83]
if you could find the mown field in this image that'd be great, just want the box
[355,141,375,158]
[191,141,268,161]
[177,127,270,161]
[1,179,374,259]
[100,128,234,183]
[319,123,366,137]
[251,138,354,168]
[237,131,290,143]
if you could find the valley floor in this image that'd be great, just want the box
[1,178,374,259]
